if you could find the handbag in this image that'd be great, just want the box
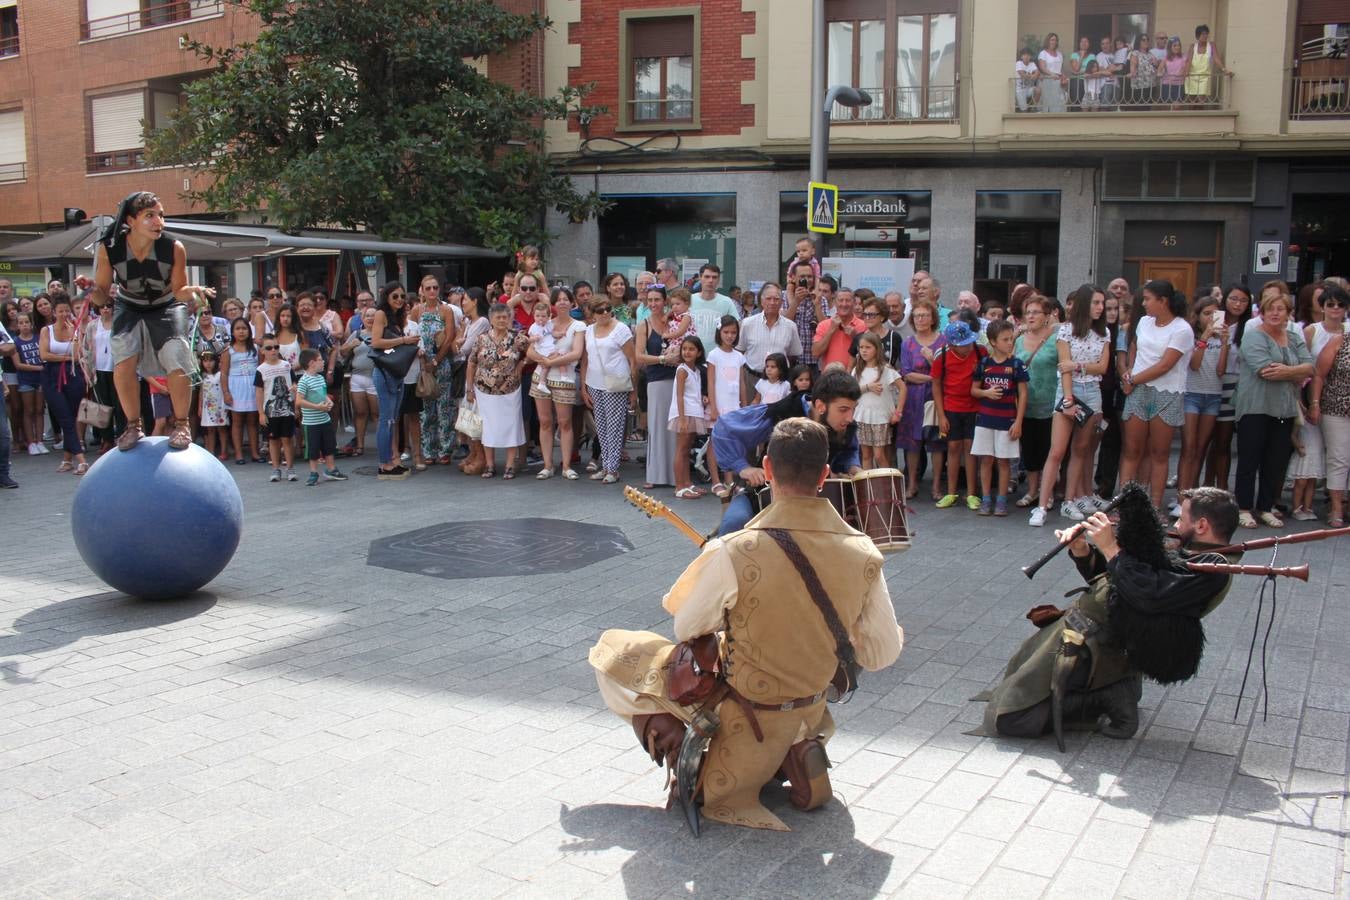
[455,402,483,440]
[415,366,438,399]
[921,399,941,443]
[78,396,113,429]
[603,372,633,393]
[371,328,418,380]
[666,633,722,706]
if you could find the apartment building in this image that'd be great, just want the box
[543,0,1350,303]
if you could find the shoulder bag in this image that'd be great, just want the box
[371,327,417,380]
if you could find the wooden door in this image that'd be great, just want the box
[1139,260,1197,302]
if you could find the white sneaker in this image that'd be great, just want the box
[1167,501,1182,518]
[1061,501,1086,522]
[37,442,51,454]
[27,443,41,456]
[1084,494,1112,511]
[269,468,282,483]
[1166,474,1178,489]
[285,467,298,482]
[1029,506,1048,527]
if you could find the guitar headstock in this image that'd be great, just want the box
[623,485,669,519]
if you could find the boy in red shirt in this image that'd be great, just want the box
[931,320,986,509]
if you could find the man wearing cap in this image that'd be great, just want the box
[931,319,986,510]
[589,417,904,832]
[712,368,863,536]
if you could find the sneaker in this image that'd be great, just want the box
[27,443,41,456]
[935,494,958,509]
[0,476,17,489]
[37,442,51,454]
[1084,494,1112,512]
[305,472,319,486]
[1029,506,1048,527]
[286,467,297,482]
[526,451,543,467]
[1167,500,1182,518]
[1291,506,1318,521]
[1060,501,1086,522]
[977,497,993,516]
[323,468,348,481]
[400,452,411,463]
[1075,497,1100,518]
[269,468,282,483]
[993,497,1008,517]
[377,465,410,481]
[1166,474,1178,489]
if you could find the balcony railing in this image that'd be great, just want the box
[1009,75,1231,113]
[82,0,223,41]
[829,85,958,123]
[0,161,25,183]
[1290,75,1349,120]
[87,149,146,174]
[0,34,17,57]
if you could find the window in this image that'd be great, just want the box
[827,1,958,122]
[87,82,186,172]
[1075,1,1149,53]
[621,11,698,129]
[600,195,736,287]
[1291,3,1348,119]
[0,107,25,183]
[1102,159,1256,201]
[1,1,18,58]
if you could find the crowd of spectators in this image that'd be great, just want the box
[1018,24,1231,112]
[2,253,1348,532]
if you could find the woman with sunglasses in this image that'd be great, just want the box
[369,283,418,479]
[579,297,636,483]
[1294,283,1346,520]
[1310,284,1350,527]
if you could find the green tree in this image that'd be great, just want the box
[148,0,604,251]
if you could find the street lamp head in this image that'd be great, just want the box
[825,85,873,110]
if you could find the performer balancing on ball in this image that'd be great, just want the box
[75,192,215,451]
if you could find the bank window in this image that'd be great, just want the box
[1,2,18,57]
[599,195,736,288]
[0,107,25,183]
[623,12,698,129]
[827,1,959,122]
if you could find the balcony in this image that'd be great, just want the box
[1290,76,1349,121]
[1007,74,1231,114]
[87,149,146,174]
[82,0,223,42]
[829,85,958,123]
[0,161,25,183]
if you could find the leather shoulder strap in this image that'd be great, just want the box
[762,527,857,670]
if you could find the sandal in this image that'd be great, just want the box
[75,463,89,476]
[562,468,579,480]
[1015,493,1036,508]
[536,468,554,480]
[601,473,619,484]
[481,469,495,479]
[56,460,74,473]
[675,486,702,499]
[711,483,731,499]
[502,468,516,480]
[116,420,145,452]
[1327,516,1345,528]
[168,418,192,451]
[586,460,600,473]
[1257,511,1284,529]
[1237,511,1258,529]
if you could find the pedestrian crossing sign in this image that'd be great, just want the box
[807,181,838,235]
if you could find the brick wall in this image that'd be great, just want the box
[567,0,754,137]
[0,5,261,229]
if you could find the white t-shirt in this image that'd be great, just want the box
[1016,60,1039,83]
[254,360,294,419]
[1095,51,1117,86]
[689,294,739,353]
[1131,315,1194,393]
[94,319,114,371]
[403,320,422,385]
[546,319,585,384]
[584,321,633,391]
[854,366,903,425]
[528,321,557,360]
[1038,49,1063,75]
[756,378,792,404]
[707,346,746,415]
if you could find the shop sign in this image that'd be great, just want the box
[839,195,908,219]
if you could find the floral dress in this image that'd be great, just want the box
[419,306,455,458]
[473,330,530,395]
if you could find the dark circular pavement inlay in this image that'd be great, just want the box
[367,517,634,579]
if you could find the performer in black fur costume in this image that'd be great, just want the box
[972,484,1241,748]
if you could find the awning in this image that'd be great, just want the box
[0,219,502,264]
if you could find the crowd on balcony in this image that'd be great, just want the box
[1019,24,1231,112]
[2,244,1349,533]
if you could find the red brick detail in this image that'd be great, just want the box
[566,0,755,137]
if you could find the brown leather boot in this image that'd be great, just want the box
[777,739,832,811]
[168,417,192,451]
[632,713,685,767]
[116,419,145,452]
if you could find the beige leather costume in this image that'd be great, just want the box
[590,495,903,831]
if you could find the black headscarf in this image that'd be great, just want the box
[99,192,159,249]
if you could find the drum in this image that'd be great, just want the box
[851,469,911,551]
[820,478,859,528]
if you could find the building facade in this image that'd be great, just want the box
[543,0,1350,303]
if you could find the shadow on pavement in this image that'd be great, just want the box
[558,795,893,897]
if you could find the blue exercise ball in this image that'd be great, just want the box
[71,437,243,600]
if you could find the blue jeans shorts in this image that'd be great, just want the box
[1184,392,1222,416]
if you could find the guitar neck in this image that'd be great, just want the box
[623,486,708,548]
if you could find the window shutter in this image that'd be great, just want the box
[85,0,139,20]
[1299,1,1347,25]
[91,92,146,152]
[630,16,693,59]
[0,109,25,164]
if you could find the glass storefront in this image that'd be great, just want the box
[778,191,932,274]
[974,190,1060,303]
[598,194,737,289]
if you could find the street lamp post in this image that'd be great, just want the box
[808,0,871,254]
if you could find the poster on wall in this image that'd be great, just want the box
[1253,240,1282,275]
[680,258,708,287]
[821,256,916,298]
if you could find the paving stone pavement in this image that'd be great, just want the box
[1,444,1346,898]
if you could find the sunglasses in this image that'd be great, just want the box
[520,286,538,291]
[594,306,612,314]
[267,292,281,298]
[1324,299,1345,309]
[390,292,406,299]
[262,344,279,350]
[862,311,882,318]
